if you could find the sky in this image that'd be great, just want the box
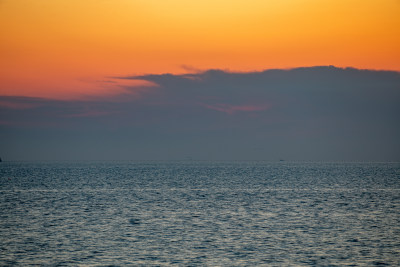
[0,0,400,161]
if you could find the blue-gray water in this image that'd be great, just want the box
[1,161,399,266]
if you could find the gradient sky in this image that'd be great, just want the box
[1,1,400,161]
[1,0,399,98]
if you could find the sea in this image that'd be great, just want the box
[0,161,399,266]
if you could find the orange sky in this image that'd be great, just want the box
[1,0,399,99]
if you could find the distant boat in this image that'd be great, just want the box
[279,159,285,162]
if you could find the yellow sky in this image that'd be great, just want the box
[1,0,399,98]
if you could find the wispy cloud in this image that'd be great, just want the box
[1,66,399,161]
[63,110,118,118]
[203,103,270,115]
[0,100,39,110]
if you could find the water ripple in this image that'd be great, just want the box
[1,161,399,265]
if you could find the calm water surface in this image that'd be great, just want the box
[1,161,399,266]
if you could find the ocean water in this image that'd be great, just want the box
[0,161,399,266]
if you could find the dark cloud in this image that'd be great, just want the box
[1,66,399,161]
